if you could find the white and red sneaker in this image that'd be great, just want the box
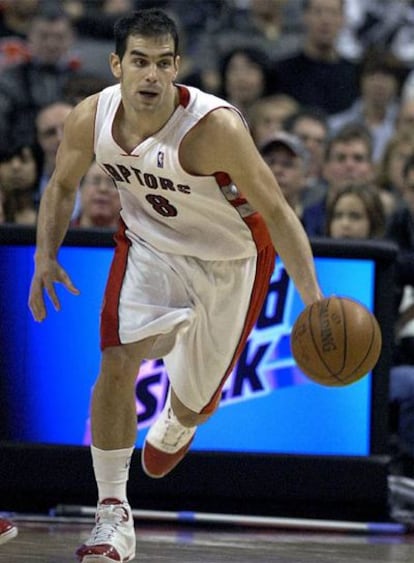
[142,400,196,479]
[76,498,135,562]
[0,518,17,545]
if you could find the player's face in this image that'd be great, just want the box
[111,34,179,113]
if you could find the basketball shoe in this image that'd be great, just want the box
[76,498,136,562]
[142,398,196,479]
[0,518,17,545]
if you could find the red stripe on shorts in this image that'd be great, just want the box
[201,243,276,414]
[100,220,131,350]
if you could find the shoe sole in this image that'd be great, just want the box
[79,552,135,562]
[0,526,18,545]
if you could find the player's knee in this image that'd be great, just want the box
[177,410,210,427]
[99,346,139,387]
[171,390,211,427]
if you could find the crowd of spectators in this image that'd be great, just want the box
[1,0,414,461]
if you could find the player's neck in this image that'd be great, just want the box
[124,86,179,141]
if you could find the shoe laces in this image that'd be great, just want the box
[161,408,194,448]
[92,503,129,544]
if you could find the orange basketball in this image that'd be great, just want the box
[290,296,382,386]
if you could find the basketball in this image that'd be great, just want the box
[290,296,382,387]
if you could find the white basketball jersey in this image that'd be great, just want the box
[94,84,270,260]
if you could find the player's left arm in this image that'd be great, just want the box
[183,108,323,306]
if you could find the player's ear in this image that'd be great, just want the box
[173,55,180,81]
[110,53,122,79]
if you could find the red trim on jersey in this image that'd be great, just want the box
[214,171,273,251]
[177,85,191,108]
[200,244,276,415]
[215,171,232,185]
[244,212,273,249]
[100,220,131,349]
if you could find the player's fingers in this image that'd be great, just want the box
[28,280,47,322]
[59,270,80,295]
[31,300,46,322]
[28,294,46,321]
[43,279,61,312]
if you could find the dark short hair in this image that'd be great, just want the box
[326,123,373,161]
[114,8,179,60]
[358,48,405,93]
[0,142,43,188]
[219,45,271,98]
[0,143,35,164]
[283,106,329,134]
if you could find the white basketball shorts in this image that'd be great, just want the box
[101,225,275,413]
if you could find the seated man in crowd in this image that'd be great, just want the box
[302,123,376,236]
[0,5,81,150]
[259,130,310,221]
[71,160,121,229]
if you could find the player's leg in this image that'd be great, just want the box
[76,338,154,563]
[91,338,155,449]
[142,248,275,479]
[141,386,212,479]
[0,518,17,545]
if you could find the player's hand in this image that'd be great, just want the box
[28,258,80,322]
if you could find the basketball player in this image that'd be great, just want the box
[28,9,323,562]
[0,518,17,545]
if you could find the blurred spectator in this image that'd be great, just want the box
[248,94,300,147]
[71,161,121,229]
[329,49,404,162]
[192,0,302,94]
[324,176,414,460]
[35,100,73,197]
[171,0,229,65]
[270,0,359,115]
[395,97,414,135]
[0,142,42,225]
[386,154,414,367]
[259,130,310,220]
[62,72,113,106]
[63,0,135,38]
[61,0,135,83]
[35,99,81,219]
[302,122,375,236]
[0,4,81,150]
[353,0,414,68]
[385,153,414,462]
[283,106,329,205]
[218,46,271,117]
[326,182,386,239]
[376,129,414,203]
[0,0,39,71]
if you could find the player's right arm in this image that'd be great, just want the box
[28,94,98,322]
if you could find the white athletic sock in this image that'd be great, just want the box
[91,445,134,503]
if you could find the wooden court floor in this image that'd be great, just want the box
[0,516,414,562]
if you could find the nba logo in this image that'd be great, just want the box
[157,151,164,168]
